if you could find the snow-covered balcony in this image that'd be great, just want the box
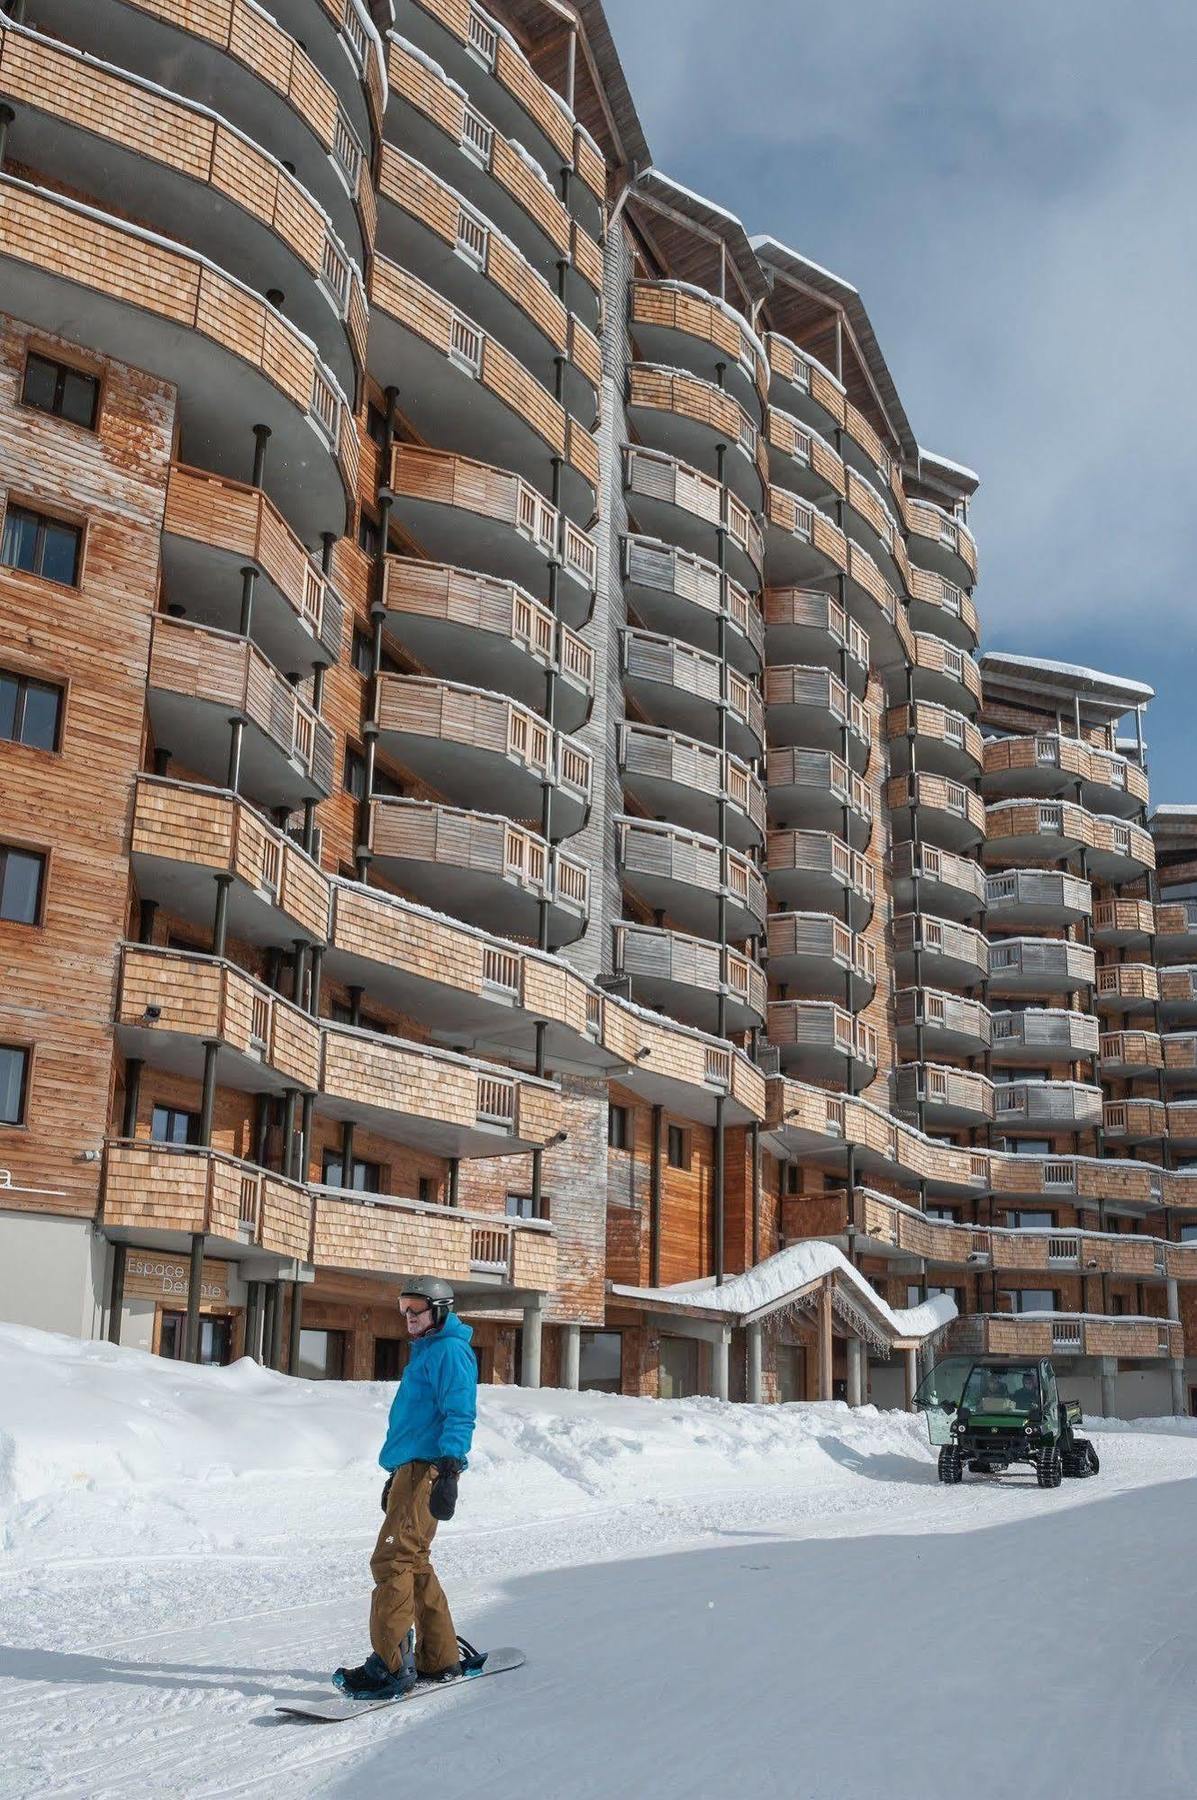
[623,536,764,674]
[765,749,872,847]
[895,989,991,1059]
[630,279,768,423]
[763,589,869,692]
[766,912,877,1009]
[983,867,1092,929]
[619,723,765,850]
[623,446,764,589]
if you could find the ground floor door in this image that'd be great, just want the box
[659,1335,699,1399]
[160,1311,234,1366]
[775,1345,807,1403]
[373,1337,408,1382]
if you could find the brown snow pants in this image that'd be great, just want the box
[369,1460,459,1675]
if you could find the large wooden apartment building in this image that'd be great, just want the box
[0,0,1193,1415]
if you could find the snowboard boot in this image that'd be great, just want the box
[334,1629,419,1700]
[418,1636,489,1685]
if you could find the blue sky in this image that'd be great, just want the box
[603,0,1197,801]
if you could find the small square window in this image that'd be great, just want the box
[22,353,101,429]
[1,505,83,586]
[666,1124,687,1170]
[0,670,64,752]
[322,1151,382,1192]
[608,1104,631,1150]
[0,846,46,924]
[150,1104,199,1145]
[0,1044,30,1125]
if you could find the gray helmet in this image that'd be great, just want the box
[400,1275,454,1328]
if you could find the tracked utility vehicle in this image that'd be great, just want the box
[915,1356,1101,1488]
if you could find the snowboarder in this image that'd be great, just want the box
[334,1276,480,1700]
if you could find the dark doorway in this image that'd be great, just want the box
[373,1336,408,1382]
[160,1312,233,1365]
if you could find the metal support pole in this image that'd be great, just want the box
[106,1241,127,1345]
[199,1040,219,1146]
[261,1281,276,1367]
[713,1095,725,1284]
[269,1279,286,1371]
[251,424,271,488]
[226,718,244,793]
[448,1157,460,1207]
[298,1092,314,1186]
[238,566,257,638]
[530,1147,543,1218]
[904,1347,919,1411]
[281,1088,298,1181]
[121,1059,143,1137]
[711,1326,730,1402]
[288,1278,305,1375]
[185,1231,205,1363]
[650,1103,663,1287]
[340,1120,355,1186]
[211,874,233,959]
[308,946,323,1020]
[846,1336,863,1408]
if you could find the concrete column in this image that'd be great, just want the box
[904,1347,919,1411]
[561,1322,581,1391]
[817,1281,834,1400]
[846,1336,863,1408]
[106,1241,127,1346]
[711,1327,730,1402]
[1099,1355,1117,1419]
[287,1278,305,1376]
[1167,1277,1180,1323]
[746,1321,763,1404]
[1170,1358,1186,1417]
[184,1231,205,1363]
[269,1279,286,1372]
[520,1302,543,1388]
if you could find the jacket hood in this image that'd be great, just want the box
[411,1310,474,1353]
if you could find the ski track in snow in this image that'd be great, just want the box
[1,1326,1196,1799]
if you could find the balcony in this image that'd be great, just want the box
[386,36,601,324]
[377,147,599,421]
[905,497,978,588]
[629,281,768,422]
[1154,900,1197,960]
[382,558,593,733]
[766,913,877,1009]
[1166,1102,1197,1151]
[983,799,1094,866]
[622,630,765,760]
[767,1001,879,1088]
[1158,966,1197,1023]
[1092,898,1155,947]
[1099,1030,1163,1078]
[884,703,983,781]
[367,798,587,945]
[1087,816,1155,882]
[369,260,597,522]
[116,944,321,1095]
[892,914,988,988]
[318,1022,562,1157]
[987,936,1095,998]
[907,567,979,652]
[767,830,875,929]
[161,466,345,677]
[1094,963,1159,1016]
[0,18,366,393]
[894,1063,994,1127]
[843,467,904,584]
[398,0,606,236]
[910,634,982,715]
[311,1187,557,1293]
[764,487,850,592]
[766,749,873,847]
[623,447,764,590]
[981,734,1148,817]
[0,175,355,540]
[265,0,385,146]
[389,445,595,629]
[990,1008,1100,1066]
[764,667,872,771]
[617,818,767,941]
[993,1079,1102,1132]
[34,0,373,258]
[895,989,991,1058]
[886,772,985,853]
[891,842,987,921]
[763,590,869,692]
[983,869,1091,929]
[131,777,329,950]
[627,364,767,508]
[102,1141,312,1262]
[1162,1033,1197,1081]
[765,406,845,508]
[764,332,847,441]
[622,536,764,674]
[147,616,334,810]
[612,925,766,1035]
[1102,1100,1167,1144]
[373,675,591,837]
[989,1151,1165,1209]
[619,723,765,851]
[945,1314,1183,1362]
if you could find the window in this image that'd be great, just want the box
[321,1150,383,1193]
[343,745,366,799]
[608,1104,630,1150]
[374,765,405,799]
[667,1124,688,1170]
[150,1104,199,1145]
[1180,1224,1197,1244]
[1003,1288,1056,1314]
[1005,1210,1054,1231]
[785,1163,801,1195]
[579,1330,622,1394]
[907,1284,963,1309]
[418,1176,436,1204]
[0,846,45,924]
[160,1313,232,1366]
[925,1205,958,1223]
[296,1328,346,1381]
[357,509,381,557]
[329,1001,388,1035]
[365,403,388,448]
[506,1191,550,1220]
[374,1336,408,1381]
[0,1044,29,1125]
[0,668,63,751]
[22,353,100,429]
[1,505,83,586]
[351,628,373,677]
[1007,1138,1052,1155]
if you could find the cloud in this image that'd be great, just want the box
[603,0,1197,794]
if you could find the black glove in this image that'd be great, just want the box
[429,1459,463,1522]
[381,1472,394,1513]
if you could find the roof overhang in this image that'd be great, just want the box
[980,651,1153,721]
[630,170,769,315]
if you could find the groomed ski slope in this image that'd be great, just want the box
[2,1324,1196,1800]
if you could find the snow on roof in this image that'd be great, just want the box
[980,651,1154,703]
[916,444,980,488]
[1150,804,1197,819]
[612,1240,957,1341]
[750,233,859,298]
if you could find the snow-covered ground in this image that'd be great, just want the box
[2,1325,1196,1800]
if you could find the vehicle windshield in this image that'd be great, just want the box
[961,1364,1041,1414]
[912,1357,974,1413]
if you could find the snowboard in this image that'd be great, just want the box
[275,1648,526,1722]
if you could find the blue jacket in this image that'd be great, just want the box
[379,1312,477,1471]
